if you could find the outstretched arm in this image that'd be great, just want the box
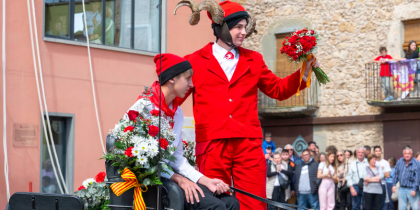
[257,53,318,101]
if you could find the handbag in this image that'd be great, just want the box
[338,163,350,192]
[278,172,290,190]
[356,162,364,189]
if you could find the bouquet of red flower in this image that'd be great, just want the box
[280,28,330,85]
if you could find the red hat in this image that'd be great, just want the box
[207,1,248,25]
[153,53,192,85]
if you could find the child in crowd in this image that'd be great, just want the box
[374,47,394,101]
[263,132,276,154]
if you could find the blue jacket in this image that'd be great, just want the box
[291,155,302,166]
[262,140,276,154]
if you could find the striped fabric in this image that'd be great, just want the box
[392,157,420,191]
[111,168,148,210]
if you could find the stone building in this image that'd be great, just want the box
[234,0,420,158]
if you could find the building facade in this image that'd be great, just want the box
[231,0,420,157]
[0,0,217,208]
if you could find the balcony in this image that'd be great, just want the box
[365,60,420,107]
[258,71,320,118]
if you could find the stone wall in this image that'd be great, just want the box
[234,0,420,118]
[314,122,384,155]
[235,0,420,150]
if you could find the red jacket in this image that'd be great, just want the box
[182,43,307,143]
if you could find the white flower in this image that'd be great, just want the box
[132,147,142,157]
[148,145,159,158]
[130,135,144,144]
[137,142,149,154]
[137,155,148,165]
[82,178,96,188]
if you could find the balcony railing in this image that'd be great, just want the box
[258,71,319,118]
[365,60,420,107]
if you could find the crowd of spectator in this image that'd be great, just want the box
[263,132,420,210]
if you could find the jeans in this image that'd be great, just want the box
[398,187,419,210]
[364,192,382,210]
[297,193,319,210]
[351,185,364,210]
[383,183,394,210]
[380,184,386,210]
[381,76,393,98]
[339,188,352,210]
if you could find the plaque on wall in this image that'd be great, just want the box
[13,124,38,147]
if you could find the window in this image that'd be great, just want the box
[44,0,161,53]
[40,114,75,194]
[403,19,420,52]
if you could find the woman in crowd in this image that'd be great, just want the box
[364,154,384,210]
[337,150,352,210]
[405,40,419,59]
[345,150,355,164]
[318,152,337,210]
[319,152,327,163]
[384,157,396,210]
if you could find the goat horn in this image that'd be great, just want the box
[174,0,224,26]
[198,0,224,25]
[174,0,200,25]
[245,11,257,38]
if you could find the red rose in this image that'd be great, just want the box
[150,110,160,117]
[157,138,169,150]
[95,172,106,183]
[310,30,315,35]
[289,35,298,45]
[125,147,134,157]
[148,125,159,137]
[124,126,135,133]
[182,140,188,146]
[78,185,85,191]
[126,110,139,121]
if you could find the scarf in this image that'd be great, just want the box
[281,160,291,201]
[137,81,180,118]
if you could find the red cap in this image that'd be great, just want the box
[153,53,192,84]
[207,1,247,24]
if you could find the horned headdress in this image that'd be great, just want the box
[174,0,257,48]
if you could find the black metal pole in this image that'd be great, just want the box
[157,0,163,209]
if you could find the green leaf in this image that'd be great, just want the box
[114,141,125,149]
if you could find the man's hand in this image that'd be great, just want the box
[276,165,282,172]
[291,191,295,197]
[171,174,204,204]
[198,176,230,195]
[392,186,396,193]
[350,186,357,196]
[412,190,416,197]
[304,57,320,76]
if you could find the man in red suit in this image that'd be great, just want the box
[175,1,320,209]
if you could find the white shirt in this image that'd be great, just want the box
[376,159,391,185]
[124,99,204,183]
[212,42,239,81]
[346,158,369,187]
[212,42,308,82]
[318,162,335,177]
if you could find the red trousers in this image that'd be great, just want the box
[196,138,267,210]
